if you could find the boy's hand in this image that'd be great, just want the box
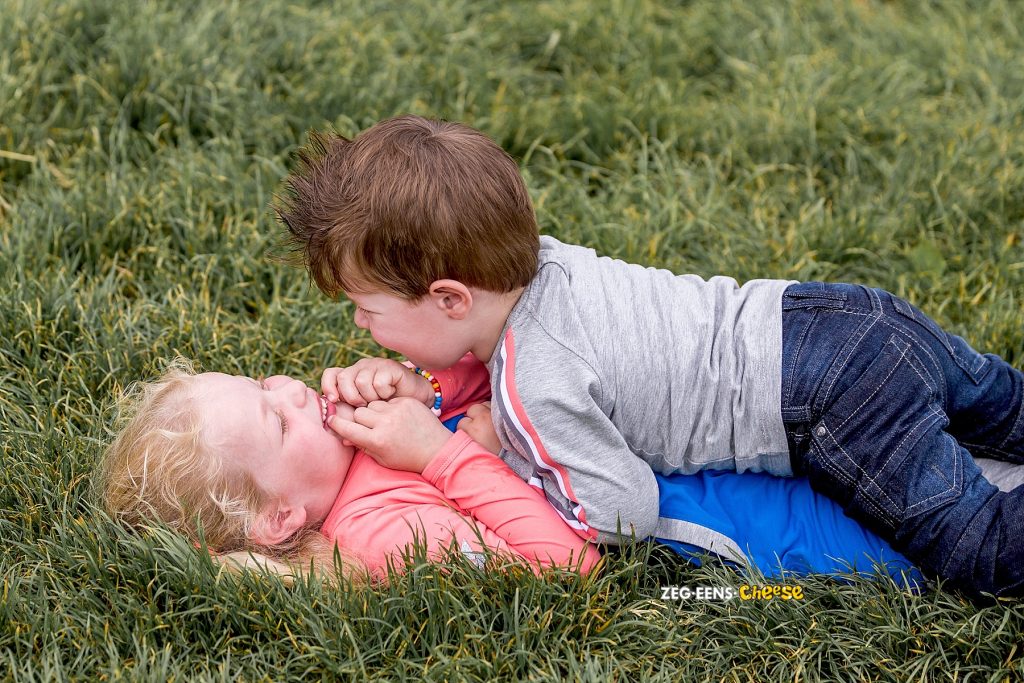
[321,358,433,407]
[456,402,501,455]
[327,397,451,473]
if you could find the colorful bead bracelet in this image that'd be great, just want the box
[413,367,443,416]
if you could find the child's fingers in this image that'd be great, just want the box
[320,367,342,402]
[465,402,491,420]
[372,370,398,401]
[352,402,390,428]
[336,371,368,407]
[354,370,388,405]
[327,414,375,450]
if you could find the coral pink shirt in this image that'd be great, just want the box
[318,355,600,578]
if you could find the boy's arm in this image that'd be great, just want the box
[492,334,660,545]
[324,353,489,410]
[422,430,601,572]
[411,352,491,419]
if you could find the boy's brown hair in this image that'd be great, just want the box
[275,115,540,299]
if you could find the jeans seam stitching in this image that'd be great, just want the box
[871,315,948,409]
[905,427,962,514]
[785,311,817,408]
[817,309,875,412]
[820,341,945,518]
[961,441,1021,460]
[997,390,1024,451]
[818,286,883,411]
[895,327,942,402]
[878,406,945,497]
[892,299,988,382]
[832,338,911,433]
[819,427,902,516]
[813,441,894,523]
[941,487,990,575]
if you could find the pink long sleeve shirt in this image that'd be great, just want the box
[318,355,600,578]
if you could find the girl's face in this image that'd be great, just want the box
[193,372,356,528]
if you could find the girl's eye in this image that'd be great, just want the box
[277,412,289,435]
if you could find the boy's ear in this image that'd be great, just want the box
[428,280,473,320]
[249,504,306,547]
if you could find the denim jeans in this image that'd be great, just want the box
[780,282,1024,597]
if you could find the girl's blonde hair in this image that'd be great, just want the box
[99,358,362,584]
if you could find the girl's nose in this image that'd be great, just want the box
[290,379,310,406]
[276,377,308,406]
[264,375,310,407]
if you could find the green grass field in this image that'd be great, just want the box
[3,0,1024,679]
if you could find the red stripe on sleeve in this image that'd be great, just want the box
[500,330,596,538]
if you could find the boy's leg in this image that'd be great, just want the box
[781,283,1024,597]
[885,295,1024,463]
[976,457,1024,491]
[810,381,1024,596]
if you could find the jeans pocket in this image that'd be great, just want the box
[806,334,960,530]
[782,282,848,311]
[891,296,990,383]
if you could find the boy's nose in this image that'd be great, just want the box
[353,309,369,329]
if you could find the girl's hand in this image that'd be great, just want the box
[321,358,433,407]
[327,397,451,473]
[457,402,501,455]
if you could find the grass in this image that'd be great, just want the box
[2,0,1024,679]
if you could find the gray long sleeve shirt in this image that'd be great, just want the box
[487,236,795,544]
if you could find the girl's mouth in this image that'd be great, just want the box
[319,395,336,428]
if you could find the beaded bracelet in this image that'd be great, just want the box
[412,367,443,416]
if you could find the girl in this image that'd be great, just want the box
[100,354,600,582]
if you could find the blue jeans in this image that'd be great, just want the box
[780,282,1024,597]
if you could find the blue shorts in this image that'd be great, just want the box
[655,469,922,587]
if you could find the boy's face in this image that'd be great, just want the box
[345,289,473,369]
[193,372,356,526]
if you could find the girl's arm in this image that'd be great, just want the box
[422,430,601,573]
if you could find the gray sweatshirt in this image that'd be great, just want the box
[487,236,795,544]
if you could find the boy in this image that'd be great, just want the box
[277,115,1024,597]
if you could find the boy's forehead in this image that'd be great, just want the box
[344,288,409,306]
[343,284,386,298]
